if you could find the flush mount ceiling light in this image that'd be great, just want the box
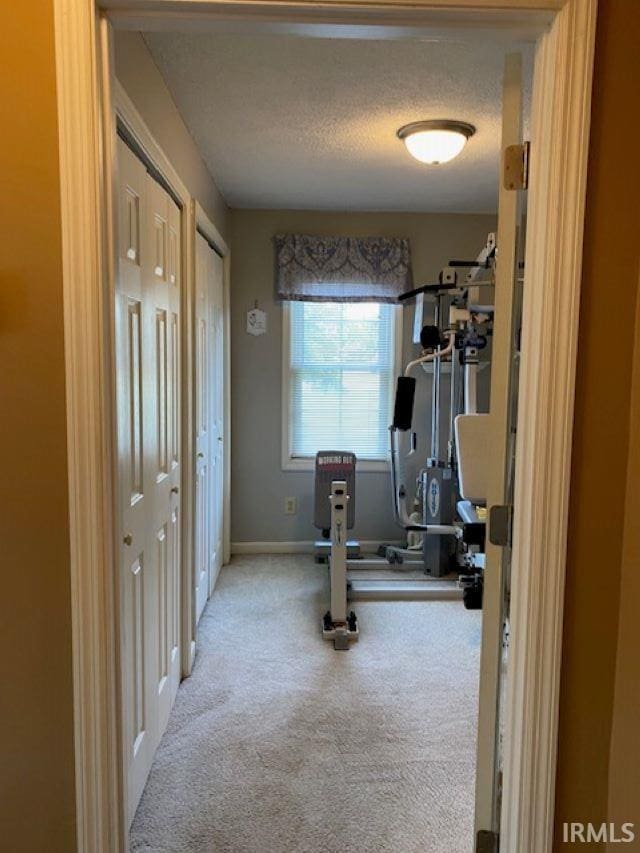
[397,120,476,165]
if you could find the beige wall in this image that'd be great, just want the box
[607,273,640,851]
[229,208,495,544]
[114,30,229,239]
[0,3,76,852]
[554,0,640,847]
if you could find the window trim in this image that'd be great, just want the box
[281,301,403,472]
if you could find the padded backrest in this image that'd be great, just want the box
[314,451,356,530]
[454,414,491,504]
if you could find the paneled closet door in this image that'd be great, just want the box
[116,138,182,827]
[145,178,182,741]
[194,233,211,625]
[194,233,225,621]
[208,248,225,596]
[116,138,157,823]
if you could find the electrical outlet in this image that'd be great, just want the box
[284,497,297,515]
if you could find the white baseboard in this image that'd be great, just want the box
[231,541,312,555]
[230,540,402,555]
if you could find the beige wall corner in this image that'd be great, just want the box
[0,2,76,851]
[114,30,229,240]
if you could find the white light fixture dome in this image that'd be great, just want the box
[397,120,476,165]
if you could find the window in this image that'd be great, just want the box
[283,301,401,470]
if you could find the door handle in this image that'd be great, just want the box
[197,452,205,458]
[170,486,179,494]
[123,534,133,546]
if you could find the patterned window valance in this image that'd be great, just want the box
[274,233,412,302]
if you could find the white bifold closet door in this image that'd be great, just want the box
[194,232,225,624]
[116,137,182,826]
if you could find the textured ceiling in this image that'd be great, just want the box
[143,32,532,213]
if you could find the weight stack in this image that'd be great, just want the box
[422,465,456,577]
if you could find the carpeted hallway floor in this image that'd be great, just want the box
[130,555,481,853]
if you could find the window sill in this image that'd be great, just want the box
[282,456,390,473]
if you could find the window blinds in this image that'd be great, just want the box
[288,301,396,461]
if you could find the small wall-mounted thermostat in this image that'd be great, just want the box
[247,302,267,336]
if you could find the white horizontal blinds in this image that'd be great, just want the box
[289,302,395,460]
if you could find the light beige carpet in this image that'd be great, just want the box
[130,555,481,853]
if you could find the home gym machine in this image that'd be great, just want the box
[317,234,496,648]
[391,231,495,603]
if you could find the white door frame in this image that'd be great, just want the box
[53,1,597,851]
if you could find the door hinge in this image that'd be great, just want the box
[477,829,500,853]
[503,141,530,190]
[489,504,513,547]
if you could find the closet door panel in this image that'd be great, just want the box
[116,139,157,823]
[166,196,182,709]
[116,139,183,825]
[193,234,225,613]
[145,179,182,740]
[194,233,211,625]
[208,249,225,594]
